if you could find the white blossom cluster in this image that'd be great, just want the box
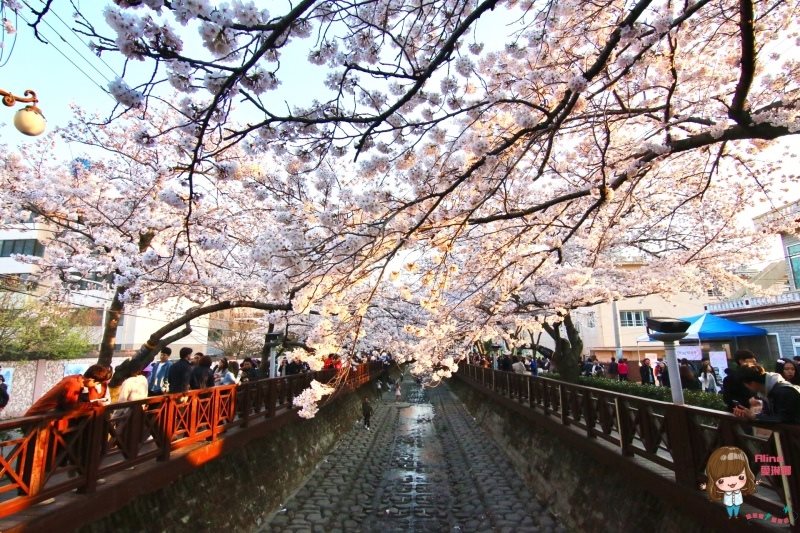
[293,380,335,419]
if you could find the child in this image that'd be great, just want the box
[362,397,373,430]
[704,446,757,519]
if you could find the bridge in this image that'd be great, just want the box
[0,363,795,531]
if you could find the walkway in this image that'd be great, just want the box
[260,379,563,532]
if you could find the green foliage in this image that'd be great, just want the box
[0,297,93,361]
[571,375,728,411]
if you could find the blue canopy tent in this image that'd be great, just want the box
[680,313,767,340]
[635,312,772,361]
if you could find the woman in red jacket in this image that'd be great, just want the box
[617,359,629,381]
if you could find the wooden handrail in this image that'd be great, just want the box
[0,362,383,518]
[457,363,800,521]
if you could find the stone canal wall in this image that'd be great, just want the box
[448,378,706,533]
[79,390,367,533]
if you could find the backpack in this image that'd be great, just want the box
[592,363,604,376]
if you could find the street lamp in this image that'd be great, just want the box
[646,317,690,405]
[1,88,46,136]
[263,331,282,377]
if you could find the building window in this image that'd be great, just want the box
[788,244,800,290]
[0,239,45,258]
[706,288,722,298]
[619,310,650,327]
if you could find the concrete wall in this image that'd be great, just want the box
[448,379,705,533]
[78,389,365,533]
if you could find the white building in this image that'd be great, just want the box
[0,221,210,357]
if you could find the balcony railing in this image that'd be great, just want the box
[457,364,800,526]
[753,200,800,230]
[705,290,800,312]
[0,363,380,519]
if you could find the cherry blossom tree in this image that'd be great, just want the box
[3,0,797,399]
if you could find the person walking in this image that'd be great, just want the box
[394,380,402,402]
[362,397,373,430]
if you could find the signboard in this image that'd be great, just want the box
[675,345,703,361]
[64,363,90,377]
[709,351,729,372]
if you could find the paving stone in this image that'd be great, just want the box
[257,379,563,533]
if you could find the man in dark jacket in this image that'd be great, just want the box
[167,347,194,394]
[608,357,619,379]
[639,358,655,385]
[734,365,800,424]
[722,349,759,412]
[285,357,304,375]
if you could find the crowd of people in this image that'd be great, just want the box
[23,346,390,418]
[471,353,551,375]
[483,348,800,424]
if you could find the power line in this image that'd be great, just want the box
[21,0,115,83]
[32,0,118,79]
[15,8,115,100]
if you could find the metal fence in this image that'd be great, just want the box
[0,363,380,518]
[458,364,799,524]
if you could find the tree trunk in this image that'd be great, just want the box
[97,286,125,368]
[542,312,584,382]
[97,231,155,369]
[108,300,291,387]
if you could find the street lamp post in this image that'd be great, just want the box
[646,317,690,405]
[1,88,46,136]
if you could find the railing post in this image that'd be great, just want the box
[77,410,106,494]
[527,376,531,406]
[267,380,277,418]
[558,383,569,426]
[22,420,52,497]
[664,404,703,488]
[210,388,221,441]
[239,382,251,428]
[127,403,144,459]
[583,391,595,438]
[158,397,175,461]
[615,398,634,456]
